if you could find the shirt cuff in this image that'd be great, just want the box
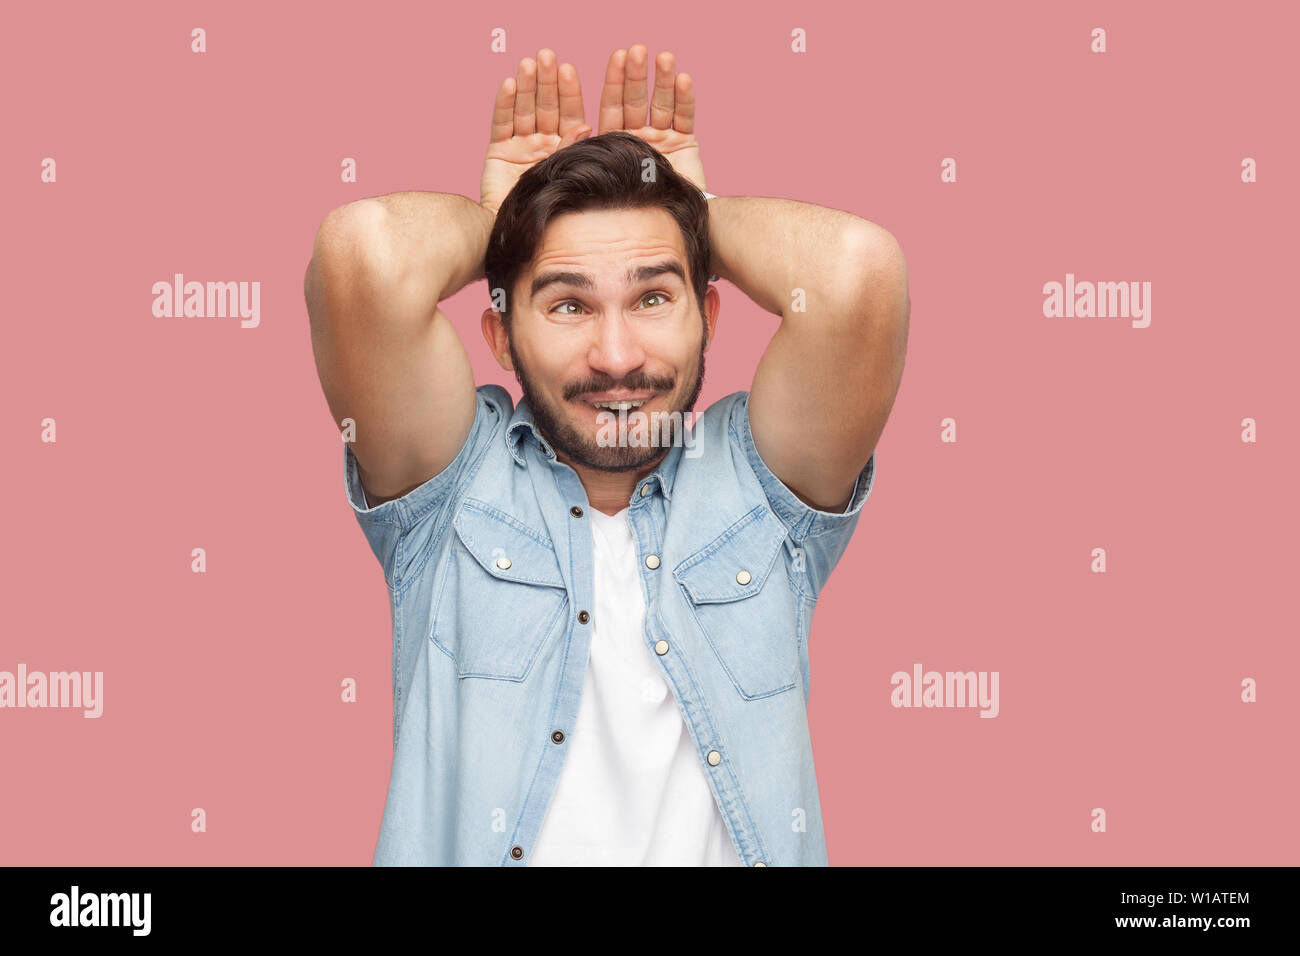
[734,393,877,538]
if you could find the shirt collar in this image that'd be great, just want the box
[505,393,683,502]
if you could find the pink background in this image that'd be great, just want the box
[3,0,1296,865]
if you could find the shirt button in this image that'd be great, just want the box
[644,554,661,570]
[496,556,512,570]
[754,861,767,867]
[578,610,590,624]
[654,640,669,655]
[510,845,524,860]
[551,730,565,744]
[706,750,721,766]
[570,506,584,518]
[735,569,752,585]
[640,484,650,496]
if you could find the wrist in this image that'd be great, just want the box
[700,189,719,281]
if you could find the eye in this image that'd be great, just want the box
[550,293,670,315]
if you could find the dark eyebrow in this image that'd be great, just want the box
[530,260,687,299]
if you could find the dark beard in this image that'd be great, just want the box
[508,332,706,473]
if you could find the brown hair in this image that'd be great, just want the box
[484,131,710,338]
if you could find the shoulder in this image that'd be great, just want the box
[477,383,515,421]
[695,390,750,440]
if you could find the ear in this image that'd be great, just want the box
[481,308,514,371]
[702,285,720,352]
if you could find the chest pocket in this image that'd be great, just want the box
[430,498,570,681]
[673,506,799,700]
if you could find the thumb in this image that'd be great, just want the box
[560,124,593,149]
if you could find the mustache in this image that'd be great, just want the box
[564,377,675,400]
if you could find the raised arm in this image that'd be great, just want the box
[305,192,489,506]
[304,48,591,507]
[596,43,909,514]
[712,197,909,512]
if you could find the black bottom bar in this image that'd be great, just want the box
[0,865,1285,941]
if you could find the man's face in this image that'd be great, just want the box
[491,206,715,473]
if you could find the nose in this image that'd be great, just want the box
[586,312,647,382]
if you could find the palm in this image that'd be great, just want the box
[598,46,707,192]
[480,50,592,215]
[479,46,706,214]
[481,132,568,212]
[624,125,705,191]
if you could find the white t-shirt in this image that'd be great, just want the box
[529,505,744,866]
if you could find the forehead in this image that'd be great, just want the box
[527,206,688,280]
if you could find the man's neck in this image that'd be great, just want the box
[556,451,665,516]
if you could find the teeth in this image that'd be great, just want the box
[591,400,645,410]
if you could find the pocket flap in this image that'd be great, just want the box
[674,506,788,603]
[453,499,566,590]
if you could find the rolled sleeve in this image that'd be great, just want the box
[731,391,877,600]
[344,385,505,591]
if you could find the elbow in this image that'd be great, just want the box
[312,199,390,271]
[833,226,909,331]
[841,224,905,286]
[305,200,399,320]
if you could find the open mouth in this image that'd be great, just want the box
[576,392,655,412]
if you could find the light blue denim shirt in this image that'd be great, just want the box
[343,384,876,866]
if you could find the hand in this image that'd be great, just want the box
[480,49,592,216]
[598,45,705,193]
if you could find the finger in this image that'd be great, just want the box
[649,51,675,130]
[514,56,537,137]
[557,62,586,137]
[622,43,649,130]
[673,72,696,136]
[558,123,593,150]
[489,76,516,142]
[535,49,559,136]
[597,48,627,134]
